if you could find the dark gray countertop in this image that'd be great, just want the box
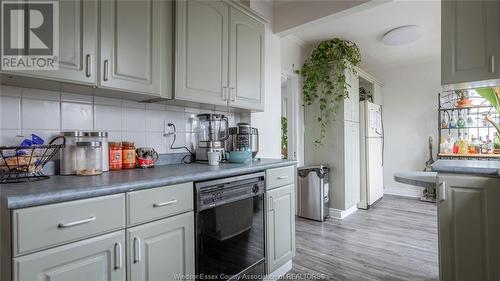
[393,171,437,189]
[431,159,500,176]
[0,158,296,209]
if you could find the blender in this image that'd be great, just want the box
[195,114,229,161]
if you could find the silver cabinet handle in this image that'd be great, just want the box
[103,60,109,81]
[133,237,141,263]
[269,196,274,212]
[230,87,236,102]
[438,182,446,202]
[85,54,91,77]
[222,87,228,101]
[153,199,178,208]
[114,242,122,270]
[277,176,289,180]
[491,56,495,73]
[58,216,96,228]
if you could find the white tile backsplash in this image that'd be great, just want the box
[0,129,21,146]
[1,96,21,129]
[94,105,122,131]
[146,132,167,154]
[0,86,242,153]
[61,102,93,130]
[22,99,60,130]
[122,107,146,131]
[146,110,166,132]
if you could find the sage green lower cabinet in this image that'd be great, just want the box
[437,174,500,281]
[266,184,295,273]
[127,212,195,281]
[13,231,126,281]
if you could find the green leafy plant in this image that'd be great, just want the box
[295,38,361,145]
[476,87,500,135]
[281,116,288,159]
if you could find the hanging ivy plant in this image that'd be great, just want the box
[295,38,361,146]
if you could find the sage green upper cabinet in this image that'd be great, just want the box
[266,184,295,273]
[100,0,172,97]
[441,0,499,86]
[13,231,126,281]
[175,0,229,106]
[13,0,98,85]
[127,212,195,281]
[228,7,265,111]
[437,174,500,281]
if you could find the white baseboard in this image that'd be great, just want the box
[264,260,293,281]
[384,186,424,198]
[329,205,358,219]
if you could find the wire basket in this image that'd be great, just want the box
[0,136,65,183]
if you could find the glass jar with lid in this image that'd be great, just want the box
[76,141,103,176]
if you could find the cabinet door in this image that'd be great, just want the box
[437,174,500,281]
[228,8,265,111]
[14,0,98,84]
[266,184,295,273]
[344,121,360,208]
[441,0,498,85]
[14,231,126,281]
[175,0,229,106]
[100,0,171,97]
[127,212,195,281]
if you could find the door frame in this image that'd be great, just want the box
[280,71,302,166]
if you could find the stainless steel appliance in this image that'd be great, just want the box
[195,114,229,161]
[60,131,109,175]
[195,172,266,280]
[297,166,330,221]
[227,123,259,158]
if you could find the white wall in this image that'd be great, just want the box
[372,60,441,197]
[250,25,282,159]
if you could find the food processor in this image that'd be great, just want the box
[195,114,229,161]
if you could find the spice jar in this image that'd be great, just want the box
[75,141,103,176]
[122,141,136,169]
[109,142,123,171]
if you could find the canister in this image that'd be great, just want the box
[75,141,103,176]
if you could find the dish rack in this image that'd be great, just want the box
[0,136,65,183]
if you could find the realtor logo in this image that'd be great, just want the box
[1,1,59,70]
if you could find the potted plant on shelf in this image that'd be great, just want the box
[295,38,361,146]
[456,90,473,108]
[476,87,500,154]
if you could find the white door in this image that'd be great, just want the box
[367,137,384,205]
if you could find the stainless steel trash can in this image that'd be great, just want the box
[297,165,330,221]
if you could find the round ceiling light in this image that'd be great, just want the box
[382,25,422,45]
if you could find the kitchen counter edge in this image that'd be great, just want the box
[0,159,297,210]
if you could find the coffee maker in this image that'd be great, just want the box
[227,122,259,158]
[195,114,229,161]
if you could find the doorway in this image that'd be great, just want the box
[280,71,303,165]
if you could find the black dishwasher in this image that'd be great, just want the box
[195,172,266,281]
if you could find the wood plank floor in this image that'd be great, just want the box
[286,195,438,281]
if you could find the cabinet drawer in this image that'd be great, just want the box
[266,166,295,190]
[12,194,125,257]
[127,182,193,226]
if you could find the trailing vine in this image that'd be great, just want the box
[295,38,361,146]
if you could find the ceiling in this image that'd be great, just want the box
[287,0,441,72]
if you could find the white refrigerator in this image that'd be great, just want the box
[358,101,384,209]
